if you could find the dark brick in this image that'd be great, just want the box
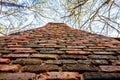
[40,50,65,54]
[62,64,98,72]
[0,65,21,72]
[22,64,59,73]
[25,44,44,48]
[0,73,35,80]
[12,58,42,65]
[60,48,82,51]
[35,48,55,51]
[89,55,117,60]
[100,66,120,72]
[38,72,81,80]
[30,54,57,59]
[0,50,11,54]
[83,72,120,80]
[45,45,65,48]
[59,55,87,60]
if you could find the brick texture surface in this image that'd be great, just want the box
[0,23,120,80]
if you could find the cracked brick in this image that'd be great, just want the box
[83,72,120,80]
[22,65,59,73]
[45,60,77,65]
[12,58,42,65]
[62,64,98,72]
[59,55,87,60]
[100,66,120,72]
[38,72,81,80]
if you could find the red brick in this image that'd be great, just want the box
[11,36,27,41]
[100,66,120,72]
[0,65,21,72]
[104,43,116,48]
[38,72,81,80]
[66,51,91,55]
[0,58,10,64]
[72,40,88,44]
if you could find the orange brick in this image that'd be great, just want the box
[0,58,10,64]
[38,72,81,80]
[66,51,90,55]
[0,65,21,72]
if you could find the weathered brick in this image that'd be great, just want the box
[35,48,55,51]
[83,72,120,80]
[100,66,120,72]
[12,58,42,65]
[105,48,120,51]
[2,54,30,58]
[45,60,77,65]
[67,46,86,48]
[62,64,98,72]
[84,48,105,51]
[0,73,36,80]
[30,54,57,59]
[60,48,82,51]
[38,72,81,80]
[78,60,92,65]
[8,48,36,53]
[0,50,11,54]
[7,44,23,48]
[0,58,10,64]
[91,60,109,65]
[110,60,120,65]
[59,55,87,60]
[8,48,31,51]
[93,51,116,55]
[89,55,117,60]
[22,65,59,73]
[66,51,91,55]
[0,65,21,72]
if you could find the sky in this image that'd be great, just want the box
[0,0,120,37]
